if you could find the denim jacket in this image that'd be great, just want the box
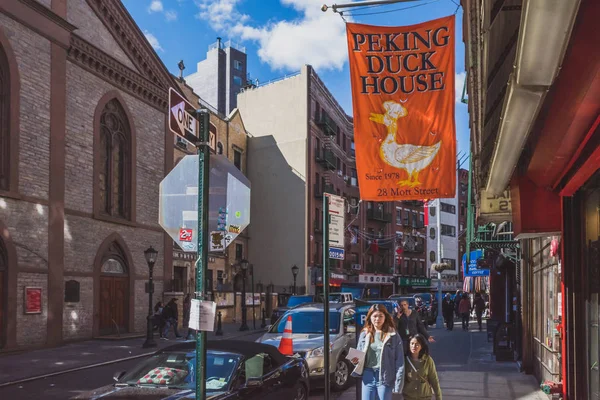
[356,329,405,393]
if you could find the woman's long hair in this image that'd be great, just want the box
[362,304,396,343]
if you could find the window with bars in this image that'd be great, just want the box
[396,208,402,225]
[441,202,456,214]
[98,99,131,219]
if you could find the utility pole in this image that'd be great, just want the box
[195,110,210,400]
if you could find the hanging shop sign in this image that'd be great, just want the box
[462,250,489,277]
[358,274,394,285]
[478,189,512,224]
[346,16,456,201]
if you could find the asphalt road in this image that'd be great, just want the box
[0,332,264,400]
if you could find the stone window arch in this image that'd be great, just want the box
[94,92,136,223]
[0,33,19,195]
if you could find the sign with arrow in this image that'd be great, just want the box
[169,87,198,141]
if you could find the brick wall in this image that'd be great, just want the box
[0,13,51,200]
[66,0,137,71]
[16,273,48,346]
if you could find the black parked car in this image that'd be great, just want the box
[74,340,309,400]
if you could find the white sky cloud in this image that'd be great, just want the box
[197,0,348,72]
[144,31,164,52]
[148,0,164,13]
[165,10,178,21]
[455,72,466,104]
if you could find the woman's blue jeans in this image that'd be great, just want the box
[361,368,392,400]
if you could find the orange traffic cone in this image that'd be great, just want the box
[278,315,294,355]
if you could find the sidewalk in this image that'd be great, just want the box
[0,322,265,387]
[335,321,546,400]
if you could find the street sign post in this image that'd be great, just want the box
[322,193,345,400]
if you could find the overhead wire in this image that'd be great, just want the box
[344,0,440,17]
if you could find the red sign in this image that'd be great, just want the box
[179,228,193,242]
[24,287,42,314]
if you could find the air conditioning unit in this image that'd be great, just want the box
[176,136,187,148]
[337,170,343,177]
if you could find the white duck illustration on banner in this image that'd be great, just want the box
[369,100,441,187]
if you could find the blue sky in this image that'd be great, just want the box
[123,0,470,159]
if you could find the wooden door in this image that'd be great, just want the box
[99,276,129,335]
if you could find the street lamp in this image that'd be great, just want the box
[291,265,299,295]
[142,246,159,348]
[239,259,249,331]
[432,262,449,329]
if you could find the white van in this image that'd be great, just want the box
[329,292,354,303]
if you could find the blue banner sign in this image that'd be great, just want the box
[462,250,489,277]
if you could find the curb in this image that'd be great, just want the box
[0,329,265,389]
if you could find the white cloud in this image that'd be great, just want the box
[148,0,164,13]
[197,0,348,72]
[165,10,178,21]
[455,72,466,103]
[144,31,164,52]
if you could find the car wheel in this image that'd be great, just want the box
[293,382,308,400]
[332,358,352,391]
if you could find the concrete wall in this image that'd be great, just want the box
[186,48,221,114]
[237,68,308,289]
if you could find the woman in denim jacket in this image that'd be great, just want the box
[352,304,405,400]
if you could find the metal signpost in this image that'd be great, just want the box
[162,88,248,400]
[323,193,345,400]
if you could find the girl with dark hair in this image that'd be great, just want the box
[352,304,405,400]
[402,334,442,400]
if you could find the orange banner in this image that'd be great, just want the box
[346,16,456,201]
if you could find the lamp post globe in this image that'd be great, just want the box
[142,246,158,348]
[291,265,299,295]
[239,259,249,331]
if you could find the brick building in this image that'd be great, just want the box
[0,0,178,350]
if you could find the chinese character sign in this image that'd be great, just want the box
[346,16,456,201]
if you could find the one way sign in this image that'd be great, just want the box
[169,88,197,141]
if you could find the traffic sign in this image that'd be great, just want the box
[325,193,345,260]
[169,87,198,141]
[159,154,251,252]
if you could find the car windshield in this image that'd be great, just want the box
[119,350,241,391]
[287,296,313,307]
[271,311,340,334]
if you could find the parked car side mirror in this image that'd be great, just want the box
[113,371,126,382]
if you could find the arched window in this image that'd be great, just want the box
[99,99,131,219]
[0,45,9,191]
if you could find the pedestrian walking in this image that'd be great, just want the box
[153,301,165,338]
[183,294,191,328]
[161,298,182,339]
[458,294,471,331]
[353,304,405,400]
[454,291,462,318]
[401,334,442,400]
[397,300,434,354]
[473,293,486,331]
[441,294,454,331]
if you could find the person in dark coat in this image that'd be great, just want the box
[473,293,486,331]
[153,301,165,338]
[442,293,455,331]
[397,299,434,354]
[162,298,182,339]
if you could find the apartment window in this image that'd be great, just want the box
[234,60,243,70]
[441,224,456,237]
[235,243,243,261]
[442,258,456,271]
[314,136,321,156]
[430,251,436,262]
[234,149,242,170]
[403,210,410,226]
[429,227,435,239]
[342,136,347,151]
[412,261,417,275]
[342,163,346,176]
[315,241,321,263]
[314,102,320,121]
[412,211,418,227]
[336,126,341,145]
[419,213,424,228]
[430,207,436,217]
[441,202,456,214]
[351,169,358,186]
[233,75,243,86]
[419,261,425,276]
[315,207,320,227]
[97,98,132,220]
[403,260,409,275]
[460,202,466,216]
[396,208,402,225]
[217,142,223,154]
